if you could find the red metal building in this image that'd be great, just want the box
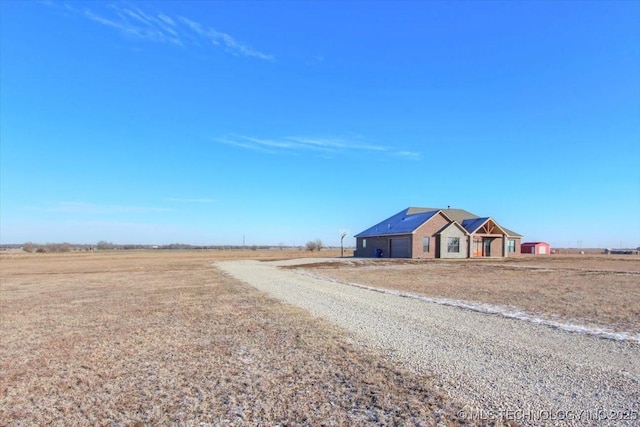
[521,242,551,255]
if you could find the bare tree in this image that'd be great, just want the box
[306,239,324,252]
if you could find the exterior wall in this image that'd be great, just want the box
[439,225,468,259]
[490,237,503,257]
[355,235,411,258]
[521,244,535,254]
[411,213,450,259]
[506,238,521,257]
[356,236,386,257]
[356,233,520,258]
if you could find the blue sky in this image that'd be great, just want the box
[1,0,639,248]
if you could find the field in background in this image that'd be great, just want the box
[0,250,468,425]
[296,255,640,336]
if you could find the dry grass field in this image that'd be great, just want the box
[0,250,476,426]
[295,255,640,337]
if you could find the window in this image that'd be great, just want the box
[423,237,430,253]
[447,237,460,253]
[362,239,367,248]
[508,239,516,253]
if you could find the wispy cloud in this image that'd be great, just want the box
[165,198,217,204]
[286,136,388,152]
[28,202,172,215]
[215,135,421,160]
[215,136,279,154]
[393,151,422,160]
[178,16,274,61]
[60,2,273,60]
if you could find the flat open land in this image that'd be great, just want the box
[292,255,640,337]
[2,251,639,426]
[0,250,467,426]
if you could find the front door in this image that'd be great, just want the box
[473,239,482,257]
[483,238,491,257]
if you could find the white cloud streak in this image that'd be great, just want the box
[76,2,273,60]
[215,135,421,160]
[177,16,273,61]
[29,202,172,215]
[165,198,218,204]
[394,151,422,160]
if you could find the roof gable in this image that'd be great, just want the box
[354,208,440,237]
[436,220,469,235]
[461,217,489,233]
[462,217,508,235]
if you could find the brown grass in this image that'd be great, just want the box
[295,255,640,335]
[0,251,480,426]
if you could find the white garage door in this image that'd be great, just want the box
[390,238,410,258]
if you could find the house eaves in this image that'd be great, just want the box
[503,227,523,237]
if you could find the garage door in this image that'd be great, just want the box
[390,238,410,258]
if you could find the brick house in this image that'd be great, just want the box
[354,207,522,259]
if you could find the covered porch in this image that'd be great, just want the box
[467,218,507,257]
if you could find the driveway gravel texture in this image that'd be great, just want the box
[216,258,640,427]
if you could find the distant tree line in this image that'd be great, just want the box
[11,242,338,253]
[22,242,75,253]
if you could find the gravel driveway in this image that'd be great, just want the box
[216,259,640,426]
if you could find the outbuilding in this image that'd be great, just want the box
[521,242,551,255]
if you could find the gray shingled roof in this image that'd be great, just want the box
[407,207,479,224]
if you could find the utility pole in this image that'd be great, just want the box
[339,229,349,258]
